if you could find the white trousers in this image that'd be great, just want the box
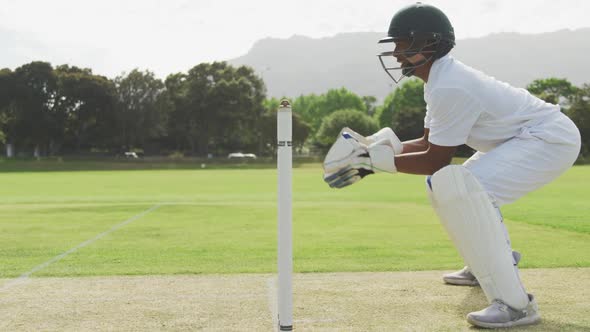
[464,112,581,206]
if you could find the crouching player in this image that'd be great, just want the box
[323,2,581,328]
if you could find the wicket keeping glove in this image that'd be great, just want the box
[323,127,402,188]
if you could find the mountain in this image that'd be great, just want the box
[229,29,590,100]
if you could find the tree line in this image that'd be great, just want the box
[1,61,588,159]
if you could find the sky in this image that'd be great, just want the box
[2,0,589,78]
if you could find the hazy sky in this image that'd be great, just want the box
[2,0,589,78]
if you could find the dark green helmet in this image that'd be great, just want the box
[379,2,455,47]
[377,2,455,83]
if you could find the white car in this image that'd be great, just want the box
[243,153,257,159]
[124,152,139,159]
[228,152,257,159]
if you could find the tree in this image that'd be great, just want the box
[114,69,167,152]
[11,62,58,155]
[292,112,312,153]
[212,65,267,155]
[165,62,267,156]
[526,78,578,106]
[0,68,14,110]
[293,88,367,134]
[0,122,5,146]
[0,69,15,149]
[54,65,117,153]
[362,95,378,116]
[376,79,425,130]
[391,106,427,141]
[163,72,190,152]
[315,109,379,151]
[567,84,590,157]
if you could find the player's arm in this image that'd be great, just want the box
[395,141,456,175]
[401,128,430,153]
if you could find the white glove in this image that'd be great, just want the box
[323,128,366,175]
[367,127,403,155]
[323,127,402,174]
[323,128,398,188]
[339,127,371,146]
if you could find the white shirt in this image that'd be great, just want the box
[423,54,559,152]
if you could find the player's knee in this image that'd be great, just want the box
[429,165,475,198]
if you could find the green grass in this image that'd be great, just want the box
[0,157,319,172]
[0,165,589,277]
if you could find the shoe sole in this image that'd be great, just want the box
[467,313,541,329]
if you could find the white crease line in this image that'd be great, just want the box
[0,200,404,209]
[0,204,162,292]
[267,277,279,332]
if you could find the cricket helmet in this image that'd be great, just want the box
[377,2,455,83]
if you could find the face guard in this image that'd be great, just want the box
[377,33,441,84]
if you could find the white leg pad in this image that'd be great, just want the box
[427,165,529,309]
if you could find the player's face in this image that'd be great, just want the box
[378,37,433,83]
[393,39,427,67]
[393,39,411,62]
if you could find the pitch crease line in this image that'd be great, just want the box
[0,203,162,292]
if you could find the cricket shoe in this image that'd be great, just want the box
[467,293,540,328]
[443,251,521,286]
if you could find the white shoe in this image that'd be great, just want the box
[443,251,521,286]
[442,266,479,286]
[467,293,540,328]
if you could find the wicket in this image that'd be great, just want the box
[277,99,293,331]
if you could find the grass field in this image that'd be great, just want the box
[1,163,589,278]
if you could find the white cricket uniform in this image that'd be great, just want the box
[424,54,581,206]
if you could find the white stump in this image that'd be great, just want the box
[277,99,293,331]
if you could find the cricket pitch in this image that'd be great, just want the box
[1,268,589,331]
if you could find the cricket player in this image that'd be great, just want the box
[322,2,581,329]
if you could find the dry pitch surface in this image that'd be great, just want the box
[1,268,589,331]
